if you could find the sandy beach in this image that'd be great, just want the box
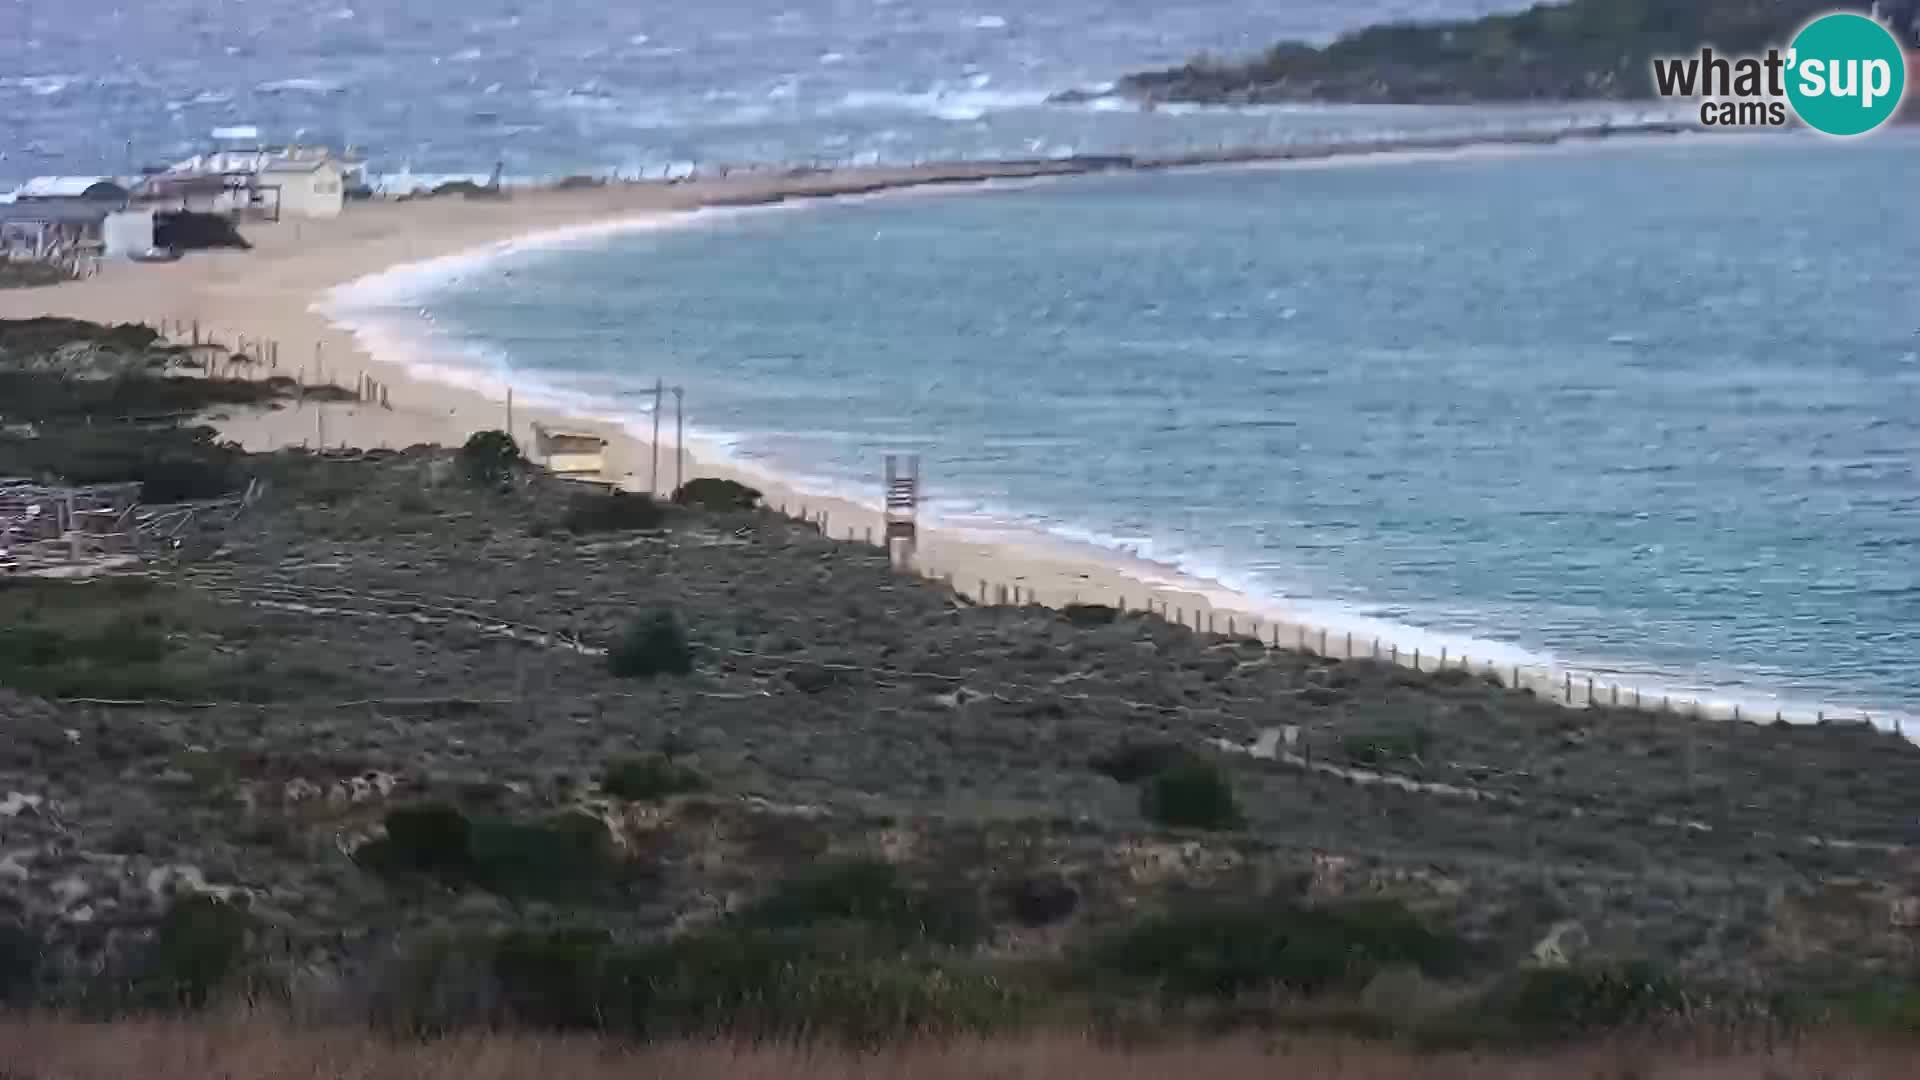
[0,132,1889,728]
[0,163,1298,636]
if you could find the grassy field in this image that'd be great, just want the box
[2,1015,1916,1080]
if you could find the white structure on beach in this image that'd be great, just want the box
[532,425,610,482]
[155,143,360,220]
[261,157,347,218]
[100,209,156,258]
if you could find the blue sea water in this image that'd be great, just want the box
[380,132,1920,720]
[5,0,1655,184]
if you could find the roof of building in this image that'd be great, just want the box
[261,158,343,174]
[0,203,115,225]
[16,176,129,200]
[135,173,234,198]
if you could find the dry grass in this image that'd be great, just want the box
[0,1015,1915,1080]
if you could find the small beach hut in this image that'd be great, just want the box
[532,424,609,482]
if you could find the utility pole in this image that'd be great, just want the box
[649,378,663,495]
[673,386,685,495]
[505,387,514,441]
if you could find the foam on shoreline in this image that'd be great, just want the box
[311,129,1914,737]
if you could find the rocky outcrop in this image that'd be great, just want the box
[1085,0,1879,106]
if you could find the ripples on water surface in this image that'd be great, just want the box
[10,0,1636,181]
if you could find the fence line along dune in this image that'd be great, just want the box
[1,1016,1916,1080]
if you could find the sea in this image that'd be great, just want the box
[10,2,1918,724]
[7,0,1662,184]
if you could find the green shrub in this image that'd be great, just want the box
[1061,603,1121,627]
[466,813,617,898]
[607,610,693,679]
[0,922,43,1005]
[0,579,212,699]
[1467,963,1691,1042]
[1083,898,1473,1001]
[362,802,474,877]
[469,924,1026,1043]
[459,429,521,488]
[1341,727,1433,767]
[1140,758,1243,830]
[739,859,990,948]
[137,896,254,1008]
[1836,983,1920,1034]
[489,927,617,1029]
[359,804,617,899]
[602,754,707,801]
[1090,740,1198,783]
[562,491,667,533]
[671,476,763,511]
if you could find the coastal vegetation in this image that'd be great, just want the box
[1106,0,1903,105]
[2,319,1919,1069]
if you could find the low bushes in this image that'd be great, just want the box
[1139,758,1243,830]
[562,491,667,533]
[135,896,256,1008]
[1457,963,1693,1043]
[607,610,693,679]
[671,477,762,511]
[357,803,620,899]
[459,430,521,489]
[1090,740,1199,784]
[1061,604,1121,627]
[601,754,707,801]
[737,858,990,949]
[0,579,183,699]
[1091,741,1243,831]
[0,422,244,502]
[472,924,1026,1043]
[1080,898,1475,1001]
[1341,727,1433,767]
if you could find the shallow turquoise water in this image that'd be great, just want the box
[404,133,1920,718]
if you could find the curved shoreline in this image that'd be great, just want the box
[2,119,1907,733]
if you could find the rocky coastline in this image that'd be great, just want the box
[1069,0,1911,108]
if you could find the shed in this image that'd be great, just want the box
[261,158,345,219]
[533,425,609,480]
[16,176,131,203]
[101,210,156,258]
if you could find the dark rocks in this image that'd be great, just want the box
[1109,0,1847,106]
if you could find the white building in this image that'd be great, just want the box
[100,210,156,258]
[155,145,357,220]
[261,158,346,219]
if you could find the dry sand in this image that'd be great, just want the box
[0,147,1873,726]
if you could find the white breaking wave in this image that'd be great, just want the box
[837,86,1051,122]
[256,77,347,94]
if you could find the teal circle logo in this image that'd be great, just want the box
[1786,12,1908,136]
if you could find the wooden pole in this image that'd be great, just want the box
[673,386,685,495]
[649,378,663,495]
